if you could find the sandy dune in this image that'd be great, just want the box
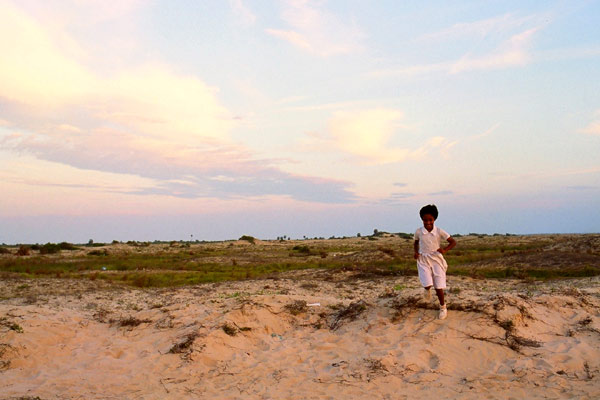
[1,271,599,399]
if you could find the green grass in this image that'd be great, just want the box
[0,235,597,287]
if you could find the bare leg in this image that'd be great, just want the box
[435,288,445,306]
[423,286,432,300]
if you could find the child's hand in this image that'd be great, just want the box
[437,248,445,255]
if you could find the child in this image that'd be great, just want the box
[413,204,456,320]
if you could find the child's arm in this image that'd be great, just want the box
[413,240,419,259]
[438,236,456,255]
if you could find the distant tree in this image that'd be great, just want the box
[88,239,94,246]
[239,235,256,244]
[357,233,361,237]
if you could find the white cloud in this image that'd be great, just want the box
[328,109,408,164]
[580,121,600,136]
[230,0,257,26]
[370,12,544,78]
[419,13,534,42]
[471,123,501,140]
[578,110,600,136]
[266,0,363,56]
[304,109,455,165]
[449,27,538,73]
[0,3,355,203]
[265,28,312,50]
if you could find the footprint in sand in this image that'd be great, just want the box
[428,353,440,370]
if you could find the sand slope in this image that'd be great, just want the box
[1,272,599,399]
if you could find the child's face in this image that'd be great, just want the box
[421,214,435,232]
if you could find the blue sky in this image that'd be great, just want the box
[0,0,599,243]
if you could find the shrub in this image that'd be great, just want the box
[292,245,311,254]
[16,246,30,256]
[88,249,108,256]
[239,235,256,244]
[59,242,77,250]
[0,247,11,255]
[40,243,61,254]
[222,323,238,336]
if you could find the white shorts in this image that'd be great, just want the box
[417,252,448,289]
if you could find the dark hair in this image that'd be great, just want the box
[419,204,438,220]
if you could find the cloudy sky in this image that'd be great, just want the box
[1,0,599,243]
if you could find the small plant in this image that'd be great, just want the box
[168,332,199,353]
[0,317,24,333]
[110,316,151,327]
[329,300,368,330]
[222,322,238,336]
[285,300,308,315]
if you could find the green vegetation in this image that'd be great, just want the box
[0,234,597,288]
[0,317,24,333]
[239,235,256,244]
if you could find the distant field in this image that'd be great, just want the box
[1,234,599,288]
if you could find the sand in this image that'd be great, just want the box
[1,271,599,399]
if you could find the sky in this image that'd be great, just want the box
[1,0,599,244]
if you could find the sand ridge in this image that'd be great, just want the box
[1,272,599,399]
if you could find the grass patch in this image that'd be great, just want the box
[0,317,24,333]
[0,234,597,287]
[329,300,368,330]
[222,323,238,336]
[168,333,199,354]
[284,300,308,315]
[110,316,152,327]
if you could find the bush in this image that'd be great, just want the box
[40,243,61,254]
[292,245,311,254]
[0,247,11,255]
[239,235,256,244]
[16,245,31,256]
[88,249,108,256]
[59,242,77,250]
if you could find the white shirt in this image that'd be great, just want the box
[414,226,450,254]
